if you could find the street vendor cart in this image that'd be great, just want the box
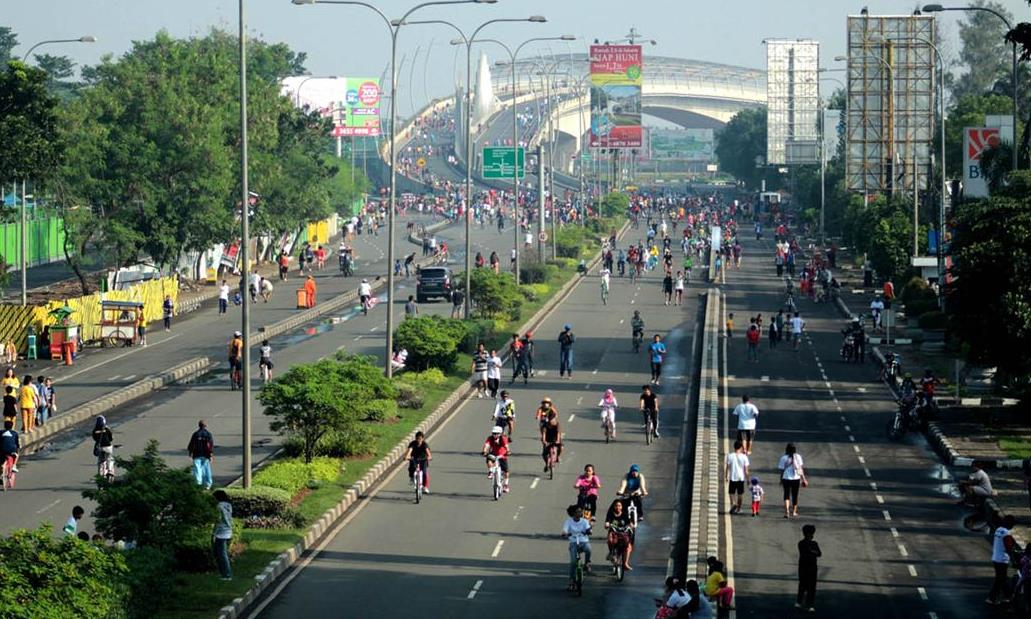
[100,300,144,347]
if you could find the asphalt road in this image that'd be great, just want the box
[0,216,528,536]
[250,248,703,618]
[721,236,988,618]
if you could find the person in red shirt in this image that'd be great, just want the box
[882,280,895,308]
[482,426,510,492]
[746,320,761,363]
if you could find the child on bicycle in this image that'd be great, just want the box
[574,464,602,520]
[599,388,618,438]
[1,419,19,473]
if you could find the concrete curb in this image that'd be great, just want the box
[217,220,630,619]
[21,356,213,453]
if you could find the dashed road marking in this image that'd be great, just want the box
[875,495,885,504]
[883,510,892,521]
[857,387,867,393]
[898,544,908,557]
[870,482,878,491]
[576,396,583,405]
[844,425,851,432]
[592,369,598,375]
[370,325,378,332]
[852,445,861,453]
[109,375,121,381]
[890,527,900,538]
[619,319,625,324]
[840,415,846,422]
[849,435,856,443]
[467,579,484,600]
[929,613,938,619]
[918,587,928,601]
[513,506,524,521]
[858,456,866,464]
[35,499,61,515]
[863,467,872,478]
[490,540,505,558]
[123,374,137,381]
[824,381,832,389]
[354,336,362,341]
[760,375,769,382]
[908,564,918,577]
[568,414,576,423]
[530,478,539,490]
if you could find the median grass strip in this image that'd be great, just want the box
[155,217,623,619]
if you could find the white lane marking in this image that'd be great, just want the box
[537,370,547,376]
[727,375,735,381]
[354,336,362,341]
[929,613,938,619]
[840,415,846,422]
[619,319,625,324]
[123,374,137,381]
[883,510,892,521]
[849,435,856,443]
[858,456,866,464]
[898,544,909,557]
[490,540,505,558]
[576,397,583,405]
[863,467,872,478]
[369,325,378,332]
[567,414,576,423]
[584,384,591,390]
[760,375,769,382]
[852,445,861,453]
[513,506,524,520]
[844,425,851,432]
[530,477,539,490]
[857,387,867,393]
[890,527,900,538]
[824,381,832,389]
[908,564,918,577]
[592,368,598,375]
[35,499,61,514]
[875,495,885,504]
[870,482,878,491]
[109,375,122,382]
[467,579,484,600]
[918,587,928,601]
[58,333,182,381]
[828,390,836,399]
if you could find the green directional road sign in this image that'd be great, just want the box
[482,147,525,179]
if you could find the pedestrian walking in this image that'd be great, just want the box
[796,524,822,611]
[725,313,734,339]
[768,320,778,349]
[187,420,215,489]
[404,295,419,319]
[18,375,37,432]
[450,288,464,319]
[778,443,807,518]
[304,275,317,308]
[674,271,685,305]
[162,295,174,331]
[725,439,750,515]
[746,320,760,362]
[523,331,536,377]
[471,343,489,398]
[4,340,16,366]
[649,334,667,385]
[212,490,234,581]
[136,311,148,347]
[558,324,575,379]
[733,395,759,454]
[750,477,765,517]
[34,376,49,426]
[218,280,230,315]
[278,250,290,281]
[987,514,1017,605]
[486,350,502,398]
[775,309,785,343]
[790,312,805,352]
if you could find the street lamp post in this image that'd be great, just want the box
[19,36,96,307]
[237,0,254,488]
[293,0,493,377]
[923,4,1018,170]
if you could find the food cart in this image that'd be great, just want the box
[47,305,79,360]
[100,300,144,347]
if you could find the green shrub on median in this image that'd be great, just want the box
[393,315,469,371]
[251,457,344,496]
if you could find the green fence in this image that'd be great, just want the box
[0,216,66,269]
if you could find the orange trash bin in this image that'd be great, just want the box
[296,288,309,309]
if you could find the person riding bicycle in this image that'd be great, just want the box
[562,505,593,590]
[358,279,373,310]
[1,419,19,473]
[492,390,516,441]
[603,497,635,571]
[540,412,562,471]
[599,388,618,438]
[617,464,649,521]
[600,267,611,293]
[631,311,645,347]
[536,397,557,441]
[482,426,510,493]
[640,384,660,438]
[900,373,917,398]
[403,430,432,492]
[258,340,273,380]
[228,331,243,383]
[574,464,602,520]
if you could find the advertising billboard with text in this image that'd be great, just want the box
[590,45,642,148]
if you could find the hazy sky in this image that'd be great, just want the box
[7,0,1028,111]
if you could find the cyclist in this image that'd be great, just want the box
[900,372,917,398]
[358,278,373,313]
[599,388,618,438]
[92,415,115,479]
[258,340,273,381]
[228,331,243,387]
[492,390,516,441]
[562,505,592,591]
[1,419,19,474]
[631,311,645,351]
[649,334,667,385]
[482,426,510,493]
[640,385,660,438]
[540,411,562,472]
[617,463,649,521]
[536,397,557,442]
[574,464,602,520]
[600,267,611,303]
[403,430,432,493]
[603,497,635,571]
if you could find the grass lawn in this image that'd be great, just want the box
[997,434,1031,460]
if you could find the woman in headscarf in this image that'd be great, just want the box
[598,388,618,439]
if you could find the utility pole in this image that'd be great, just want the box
[537,143,545,260]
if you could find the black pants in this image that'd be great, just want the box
[989,561,1009,602]
[650,361,662,381]
[797,567,817,607]
[163,316,171,330]
[513,360,529,382]
[487,378,500,398]
[782,479,801,507]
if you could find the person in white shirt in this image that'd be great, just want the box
[486,350,503,399]
[870,296,885,330]
[600,267,611,292]
[777,443,807,518]
[725,440,751,514]
[790,312,806,351]
[562,505,592,590]
[358,279,373,306]
[218,280,230,315]
[988,514,1017,604]
[733,395,760,454]
[492,390,515,439]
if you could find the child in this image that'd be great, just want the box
[715,578,735,613]
[797,524,822,611]
[726,313,734,338]
[4,340,16,365]
[750,477,764,516]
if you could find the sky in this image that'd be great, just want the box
[7,0,1028,115]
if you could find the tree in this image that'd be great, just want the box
[952,1,1013,101]
[842,194,922,284]
[465,267,523,320]
[394,316,468,371]
[599,191,629,217]
[948,171,1031,391]
[944,93,1013,178]
[83,440,217,550]
[714,107,780,190]
[0,60,64,183]
[34,53,75,81]
[0,27,17,64]
[0,526,129,619]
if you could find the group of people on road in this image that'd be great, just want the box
[2,368,57,434]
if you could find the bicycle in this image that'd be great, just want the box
[412,460,425,504]
[601,410,615,444]
[97,444,120,482]
[642,409,656,445]
[571,543,588,596]
[259,360,272,383]
[229,363,243,391]
[361,295,371,316]
[609,525,632,582]
[545,443,558,480]
[600,281,609,305]
[487,454,504,501]
[1,454,16,491]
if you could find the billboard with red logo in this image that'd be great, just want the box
[589,45,642,148]
[963,127,1000,198]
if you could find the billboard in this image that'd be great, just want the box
[589,45,643,148]
[765,40,820,165]
[649,128,714,161]
[279,76,381,137]
[845,15,936,192]
[963,127,1000,199]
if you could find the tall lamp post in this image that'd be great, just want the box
[484,35,581,282]
[19,36,96,307]
[237,0,255,487]
[293,0,494,378]
[923,3,1018,170]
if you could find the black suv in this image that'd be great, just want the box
[416,266,452,302]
